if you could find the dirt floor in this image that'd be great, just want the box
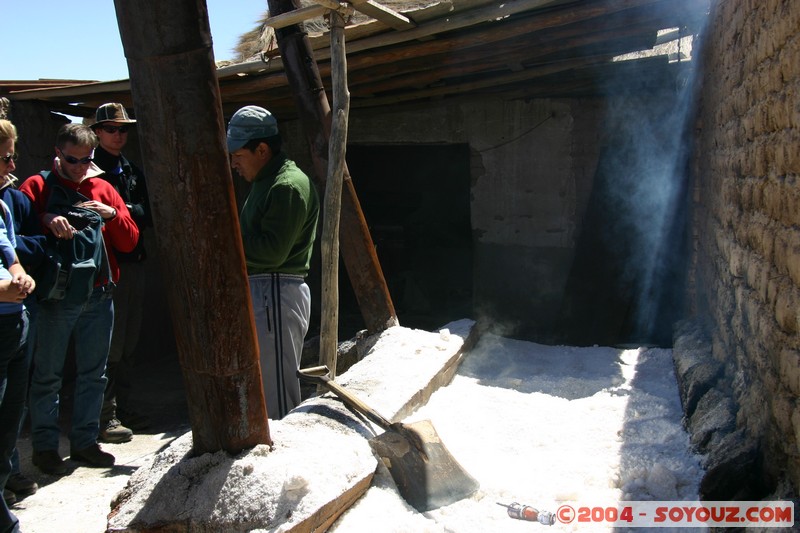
[10,349,190,533]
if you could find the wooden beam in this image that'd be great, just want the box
[263,0,411,31]
[263,5,329,29]
[215,0,574,99]
[333,0,667,68]
[7,79,132,101]
[9,0,700,120]
[304,0,564,57]
[350,55,614,109]
[214,0,676,116]
[348,0,415,31]
[344,18,662,96]
[113,0,271,453]
[224,0,563,75]
[216,0,669,110]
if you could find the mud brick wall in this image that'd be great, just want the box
[691,0,800,491]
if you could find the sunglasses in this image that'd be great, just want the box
[1,153,17,164]
[59,149,94,165]
[100,125,130,134]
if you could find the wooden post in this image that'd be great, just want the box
[268,0,398,335]
[113,0,271,454]
[319,9,350,378]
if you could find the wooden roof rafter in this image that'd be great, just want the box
[2,0,709,120]
[264,0,416,31]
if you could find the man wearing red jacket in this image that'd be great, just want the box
[20,123,138,475]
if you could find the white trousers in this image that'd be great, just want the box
[248,273,310,419]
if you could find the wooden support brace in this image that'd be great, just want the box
[319,8,350,379]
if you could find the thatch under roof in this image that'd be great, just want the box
[232,0,441,60]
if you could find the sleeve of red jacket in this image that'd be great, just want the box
[102,188,139,254]
[18,174,50,230]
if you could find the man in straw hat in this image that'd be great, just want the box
[90,103,152,444]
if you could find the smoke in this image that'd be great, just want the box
[598,20,709,344]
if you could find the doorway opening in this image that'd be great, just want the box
[340,143,473,334]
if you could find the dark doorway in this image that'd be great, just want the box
[341,144,473,334]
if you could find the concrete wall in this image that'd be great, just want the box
[285,96,604,340]
[690,0,800,494]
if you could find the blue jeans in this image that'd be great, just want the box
[10,299,36,476]
[29,290,113,451]
[0,310,29,533]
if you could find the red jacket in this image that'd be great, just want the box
[20,161,139,284]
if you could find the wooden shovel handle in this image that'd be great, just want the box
[297,366,393,430]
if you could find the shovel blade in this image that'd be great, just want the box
[369,419,479,512]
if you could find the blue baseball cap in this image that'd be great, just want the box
[226,105,279,152]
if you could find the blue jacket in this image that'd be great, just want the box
[1,186,47,274]
[0,199,22,314]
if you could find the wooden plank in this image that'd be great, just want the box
[106,407,377,533]
[10,0,688,103]
[290,474,374,532]
[244,0,673,98]
[220,0,563,73]
[208,0,675,117]
[337,320,477,420]
[350,55,613,108]
[391,321,482,421]
[306,0,563,57]
[214,0,566,99]
[327,0,665,68]
[344,18,662,96]
[7,79,132,100]
[348,0,416,31]
[267,0,414,32]
[264,5,329,29]
[313,0,455,44]
[264,1,413,32]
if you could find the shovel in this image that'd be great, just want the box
[297,365,479,512]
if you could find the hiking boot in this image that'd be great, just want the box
[6,473,38,497]
[3,489,15,507]
[117,408,151,431]
[99,418,133,443]
[70,444,115,468]
[32,450,68,476]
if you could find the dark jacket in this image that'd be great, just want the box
[0,185,47,274]
[93,146,151,262]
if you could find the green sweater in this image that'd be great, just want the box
[240,152,319,276]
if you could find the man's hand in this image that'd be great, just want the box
[43,213,76,240]
[77,200,116,220]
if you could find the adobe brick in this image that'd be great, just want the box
[780,349,800,397]
[774,283,799,334]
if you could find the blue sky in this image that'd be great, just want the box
[6,1,267,81]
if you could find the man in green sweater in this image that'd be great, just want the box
[227,106,320,419]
